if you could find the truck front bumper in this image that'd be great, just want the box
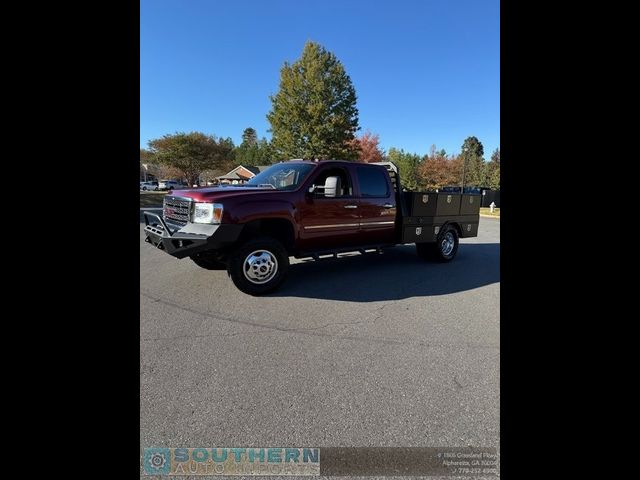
[143,212,243,259]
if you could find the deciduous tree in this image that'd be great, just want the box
[267,41,359,160]
[140,148,153,163]
[349,131,384,163]
[418,145,459,190]
[147,132,234,187]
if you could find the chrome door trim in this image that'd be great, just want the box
[304,223,360,230]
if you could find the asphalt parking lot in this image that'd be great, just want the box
[140,216,499,468]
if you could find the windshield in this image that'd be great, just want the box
[245,163,315,190]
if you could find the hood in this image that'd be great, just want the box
[168,185,278,202]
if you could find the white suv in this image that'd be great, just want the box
[158,180,186,191]
[140,181,159,191]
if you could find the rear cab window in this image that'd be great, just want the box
[356,166,389,197]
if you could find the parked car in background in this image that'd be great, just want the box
[158,180,187,191]
[140,181,159,191]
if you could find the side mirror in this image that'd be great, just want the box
[323,176,340,198]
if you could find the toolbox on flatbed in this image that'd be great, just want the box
[459,193,482,215]
[403,191,463,216]
[399,191,480,244]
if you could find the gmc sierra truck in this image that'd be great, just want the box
[144,160,480,295]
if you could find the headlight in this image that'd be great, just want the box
[192,203,223,224]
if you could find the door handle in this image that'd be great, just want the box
[383,203,395,208]
[344,205,358,209]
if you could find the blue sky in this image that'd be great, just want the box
[141,0,499,157]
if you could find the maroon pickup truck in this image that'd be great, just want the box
[144,160,480,295]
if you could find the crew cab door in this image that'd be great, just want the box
[354,165,397,245]
[297,165,360,251]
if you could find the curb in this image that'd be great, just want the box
[480,214,500,219]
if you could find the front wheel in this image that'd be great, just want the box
[227,237,289,295]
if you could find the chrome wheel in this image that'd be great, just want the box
[243,250,278,284]
[440,232,455,256]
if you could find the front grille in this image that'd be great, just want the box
[163,196,192,229]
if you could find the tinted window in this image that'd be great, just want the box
[357,167,389,197]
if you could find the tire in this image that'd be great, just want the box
[227,236,289,295]
[190,252,227,270]
[415,224,459,262]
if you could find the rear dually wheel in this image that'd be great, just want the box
[416,224,459,262]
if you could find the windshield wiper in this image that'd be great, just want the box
[246,183,276,189]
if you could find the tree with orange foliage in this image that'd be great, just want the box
[349,130,385,163]
[418,145,462,190]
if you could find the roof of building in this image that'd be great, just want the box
[216,165,271,180]
[244,165,271,175]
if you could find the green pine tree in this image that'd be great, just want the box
[241,127,258,147]
[487,148,500,190]
[387,148,421,191]
[460,136,486,187]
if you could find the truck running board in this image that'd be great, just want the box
[298,246,390,261]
